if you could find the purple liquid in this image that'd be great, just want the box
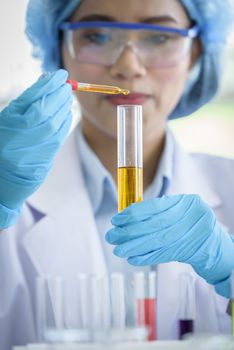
[179,319,194,340]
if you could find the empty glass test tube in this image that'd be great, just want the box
[117,105,143,212]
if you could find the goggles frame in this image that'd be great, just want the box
[59,21,200,38]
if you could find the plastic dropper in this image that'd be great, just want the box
[67,79,129,95]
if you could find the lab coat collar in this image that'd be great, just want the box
[167,128,221,209]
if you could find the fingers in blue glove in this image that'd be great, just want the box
[111,195,184,226]
[127,248,171,266]
[107,194,215,261]
[1,106,73,175]
[106,211,178,245]
[2,69,70,120]
[20,83,72,128]
[0,88,73,145]
[13,69,69,109]
[106,195,204,245]
[0,69,73,212]
[106,194,234,289]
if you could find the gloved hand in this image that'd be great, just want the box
[0,69,73,228]
[106,195,234,298]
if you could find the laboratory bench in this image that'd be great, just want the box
[12,337,234,350]
[12,341,191,350]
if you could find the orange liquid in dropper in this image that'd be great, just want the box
[78,84,130,95]
[67,79,129,95]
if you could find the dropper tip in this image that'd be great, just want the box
[121,89,130,95]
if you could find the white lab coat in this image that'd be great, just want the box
[0,126,233,349]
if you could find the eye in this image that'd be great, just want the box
[83,30,112,45]
[147,33,173,45]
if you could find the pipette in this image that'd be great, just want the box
[67,79,130,95]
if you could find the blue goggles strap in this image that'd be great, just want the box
[59,21,200,38]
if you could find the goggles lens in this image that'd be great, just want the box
[63,23,197,68]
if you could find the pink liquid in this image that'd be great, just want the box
[137,299,157,341]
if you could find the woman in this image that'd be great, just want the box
[0,0,234,348]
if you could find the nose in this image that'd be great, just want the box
[109,46,147,81]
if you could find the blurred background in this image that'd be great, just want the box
[0,0,234,158]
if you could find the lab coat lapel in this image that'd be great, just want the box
[23,125,107,277]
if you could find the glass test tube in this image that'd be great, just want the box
[36,276,65,343]
[36,277,47,342]
[77,274,91,340]
[145,272,157,341]
[110,273,126,330]
[91,274,111,342]
[178,272,195,340]
[117,105,143,212]
[134,271,157,341]
[36,276,91,344]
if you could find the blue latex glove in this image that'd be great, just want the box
[106,195,234,298]
[0,69,73,228]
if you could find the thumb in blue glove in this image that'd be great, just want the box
[0,69,73,228]
[106,194,234,298]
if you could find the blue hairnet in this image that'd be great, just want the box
[25,0,234,119]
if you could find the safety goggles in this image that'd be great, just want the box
[59,21,200,68]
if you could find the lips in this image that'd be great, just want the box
[105,92,150,106]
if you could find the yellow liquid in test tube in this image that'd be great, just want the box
[118,167,143,212]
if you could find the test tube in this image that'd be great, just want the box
[117,105,143,212]
[134,271,157,341]
[36,277,47,342]
[50,277,64,330]
[110,273,126,330]
[91,274,111,342]
[134,272,146,327]
[77,274,91,341]
[178,272,195,340]
[145,272,157,341]
[36,276,65,343]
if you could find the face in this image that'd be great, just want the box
[62,0,199,144]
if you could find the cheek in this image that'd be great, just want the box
[69,64,109,114]
[155,63,190,103]
[141,62,190,138]
[73,64,107,84]
[74,65,108,112]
